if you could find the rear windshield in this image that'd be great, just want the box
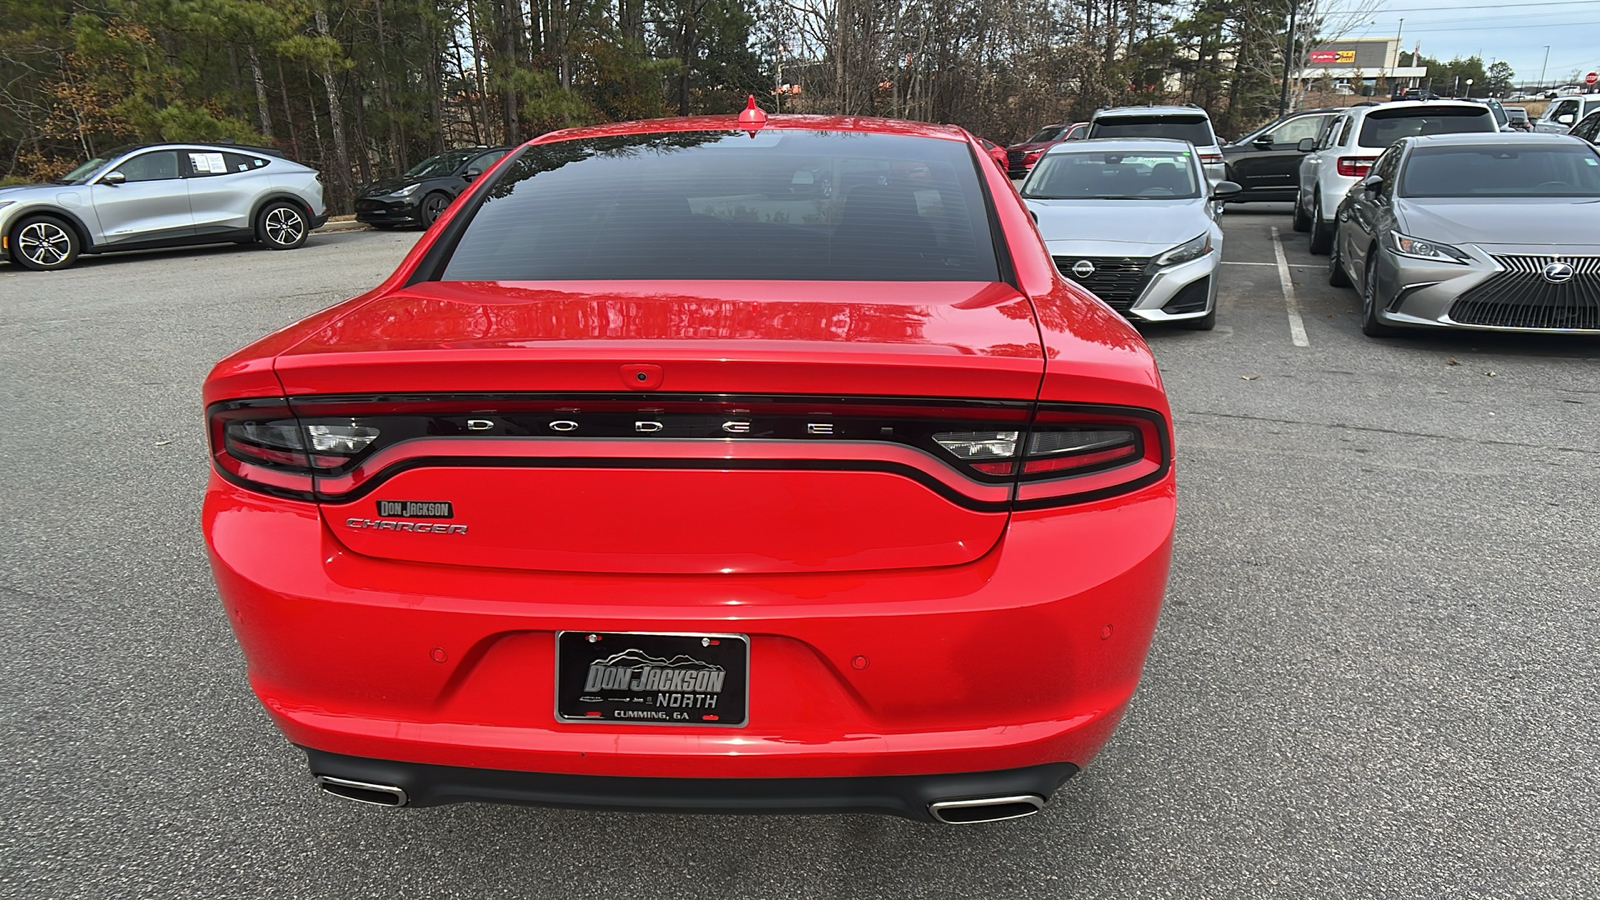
[1358,107,1494,147]
[437,130,998,282]
[1088,115,1214,146]
[1023,150,1202,200]
[1400,144,1600,197]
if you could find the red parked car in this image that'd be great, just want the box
[202,110,1176,824]
[1005,122,1087,178]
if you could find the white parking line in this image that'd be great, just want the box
[1221,260,1322,269]
[1270,226,1310,348]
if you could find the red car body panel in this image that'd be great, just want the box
[202,113,1175,817]
[204,483,1172,778]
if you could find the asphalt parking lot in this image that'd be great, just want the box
[2,213,1598,898]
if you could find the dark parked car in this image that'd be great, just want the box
[355,146,512,229]
[1221,108,1343,203]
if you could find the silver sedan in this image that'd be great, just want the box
[1022,138,1241,330]
[1329,133,1600,336]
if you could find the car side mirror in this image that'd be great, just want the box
[1210,180,1242,199]
[1557,114,1575,125]
[463,168,483,181]
[1296,138,1317,153]
[1362,175,1385,194]
[1253,134,1275,148]
[100,170,126,186]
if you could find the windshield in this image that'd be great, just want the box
[437,130,998,282]
[1359,108,1494,147]
[1022,150,1202,200]
[405,150,478,178]
[1400,144,1600,197]
[57,157,112,184]
[1026,127,1065,143]
[1089,115,1215,147]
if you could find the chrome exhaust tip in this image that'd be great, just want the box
[928,794,1045,825]
[315,775,409,808]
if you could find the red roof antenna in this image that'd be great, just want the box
[738,95,768,133]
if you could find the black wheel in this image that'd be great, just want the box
[1177,304,1217,331]
[1308,196,1333,255]
[1292,191,1312,232]
[257,201,309,250]
[10,215,80,271]
[418,192,450,228]
[1328,233,1352,287]
[1360,254,1400,337]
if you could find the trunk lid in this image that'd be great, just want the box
[282,280,1044,575]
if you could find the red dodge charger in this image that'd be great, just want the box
[202,110,1175,825]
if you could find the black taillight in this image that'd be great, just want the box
[934,404,1168,506]
[208,400,384,500]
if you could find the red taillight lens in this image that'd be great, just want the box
[1336,156,1375,177]
[1198,153,1223,165]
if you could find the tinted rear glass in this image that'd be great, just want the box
[438,130,999,282]
[1400,144,1600,197]
[1089,115,1214,146]
[1023,150,1201,200]
[1358,108,1494,147]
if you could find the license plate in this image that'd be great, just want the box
[555,631,749,727]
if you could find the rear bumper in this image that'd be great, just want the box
[305,747,1077,821]
[205,472,1173,788]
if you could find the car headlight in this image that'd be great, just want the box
[390,184,420,198]
[1155,233,1212,267]
[1385,231,1471,264]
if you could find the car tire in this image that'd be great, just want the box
[10,215,81,271]
[418,192,450,228]
[257,201,309,250]
[1292,192,1312,232]
[1361,253,1401,337]
[1328,234,1352,287]
[1308,195,1333,255]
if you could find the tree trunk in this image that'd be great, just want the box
[248,44,273,139]
[501,0,521,141]
[277,57,301,159]
[349,73,374,185]
[313,1,354,212]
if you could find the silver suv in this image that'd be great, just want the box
[1087,106,1226,184]
[1296,101,1497,254]
[1,143,326,271]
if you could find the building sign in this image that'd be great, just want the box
[1308,49,1357,64]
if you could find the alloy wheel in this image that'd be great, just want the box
[18,221,72,267]
[265,206,305,246]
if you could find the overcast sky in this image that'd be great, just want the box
[1326,0,1600,85]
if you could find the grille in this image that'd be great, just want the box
[1006,149,1027,177]
[1054,256,1153,313]
[1448,255,1600,330]
[355,200,387,212]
